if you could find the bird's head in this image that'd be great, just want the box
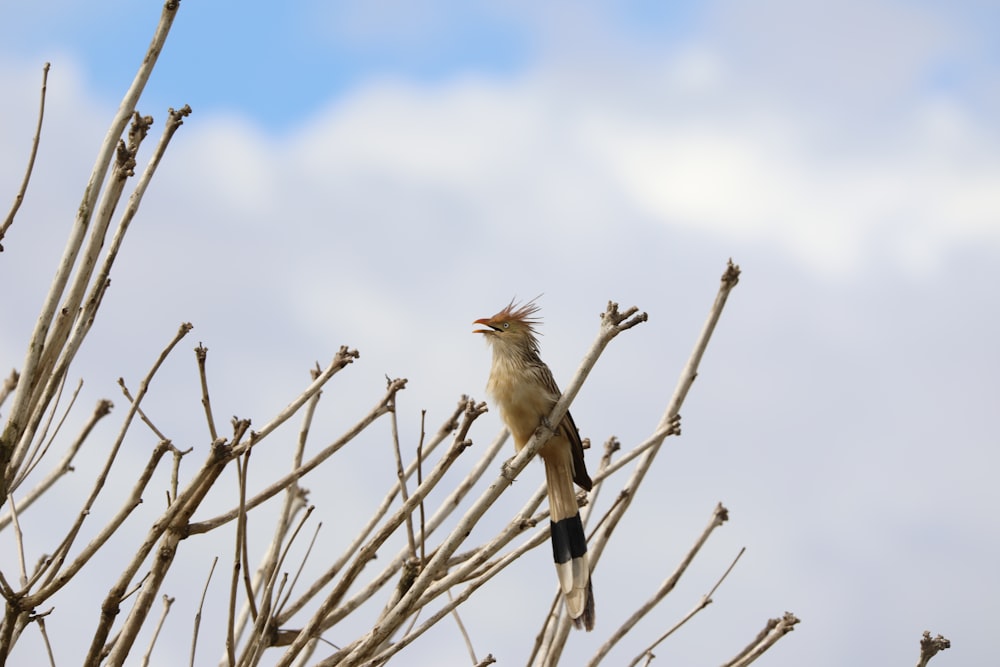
[474,299,542,353]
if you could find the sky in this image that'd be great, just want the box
[1,1,999,666]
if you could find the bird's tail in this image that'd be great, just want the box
[543,448,596,631]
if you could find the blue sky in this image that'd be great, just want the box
[6,2,699,129]
[1,2,999,666]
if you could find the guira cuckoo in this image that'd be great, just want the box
[474,299,595,631]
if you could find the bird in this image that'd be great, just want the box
[474,298,595,631]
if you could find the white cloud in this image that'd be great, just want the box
[280,70,996,281]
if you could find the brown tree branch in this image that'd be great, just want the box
[0,62,49,251]
[589,503,730,665]
[273,403,485,664]
[627,547,747,667]
[721,612,801,667]
[189,556,218,667]
[0,0,181,505]
[916,631,951,667]
[0,398,112,531]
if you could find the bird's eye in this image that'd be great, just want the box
[502,322,510,329]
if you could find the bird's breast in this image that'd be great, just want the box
[486,358,558,450]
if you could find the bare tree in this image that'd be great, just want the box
[0,3,866,666]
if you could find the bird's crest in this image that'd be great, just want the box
[494,297,542,331]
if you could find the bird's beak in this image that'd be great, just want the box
[473,317,498,334]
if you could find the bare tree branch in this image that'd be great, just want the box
[589,503,730,665]
[139,594,174,667]
[916,631,951,667]
[0,62,49,251]
[191,557,219,667]
[626,547,746,667]
[721,612,800,667]
[0,396,111,530]
[1,0,184,501]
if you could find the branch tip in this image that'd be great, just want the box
[723,258,741,287]
[918,631,951,666]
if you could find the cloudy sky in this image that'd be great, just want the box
[1,1,998,665]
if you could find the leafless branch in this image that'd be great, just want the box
[0,371,18,410]
[139,595,174,667]
[0,0,181,505]
[273,401,497,634]
[28,322,192,600]
[721,612,801,667]
[0,397,112,530]
[9,375,78,494]
[232,347,361,458]
[589,503,730,665]
[6,494,27,588]
[195,343,219,442]
[916,631,951,667]
[188,368,393,537]
[190,557,218,667]
[34,610,56,667]
[626,547,746,667]
[1,62,49,250]
[276,411,481,663]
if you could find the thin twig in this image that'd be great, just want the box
[227,453,250,667]
[238,452,258,623]
[350,525,552,667]
[387,379,416,558]
[7,495,28,588]
[309,402,489,634]
[195,343,218,442]
[7,105,193,496]
[189,372,399,536]
[0,62,49,249]
[31,323,192,598]
[584,259,740,599]
[139,595,174,667]
[0,371,18,409]
[118,379,168,441]
[91,422,241,666]
[627,547,746,667]
[275,403,497,634]
[274,408,482,665]
[3,110,162,497]
[417,410,427,565]
[34,610,56,667]
[232,364,325,652]
[10,374,78,493]
[242,505,315,666]
[275,521,322,621]
[589,503,730,665]
[190,557,218,667]
[0,398,112,530]
[167,442,190,506]
[231,347,361,457]
[448,589,478,665]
